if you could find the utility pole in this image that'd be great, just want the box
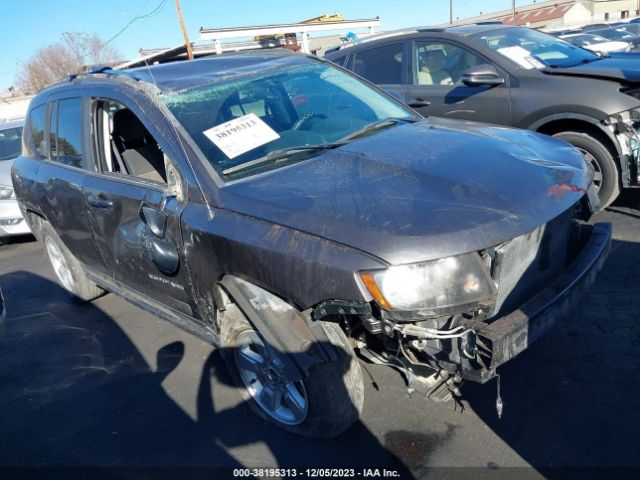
[450,0,453,24]
[512,0,517,25]
[175,0,194,60]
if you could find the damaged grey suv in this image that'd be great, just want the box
[12,51,611,438]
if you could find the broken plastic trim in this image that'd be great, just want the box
[311,299,372,322]
[219,275,338,381]
[357,346,461,402]
[603,108,640,186]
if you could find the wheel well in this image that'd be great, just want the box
[536,119,620,158]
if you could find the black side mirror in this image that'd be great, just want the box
[141,206,168,238]
[462,64,505,87]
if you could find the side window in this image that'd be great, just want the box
[0,126,23,161]
[51,98,84,168]
[353,43,404,84]
[25,105,47,159]
[414,42,485,86]
[93,99,167,184]
[328,54,347,67]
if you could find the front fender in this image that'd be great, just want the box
[528,112,621,156]
[219,275,339,381]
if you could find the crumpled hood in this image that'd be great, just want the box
[219,118,591,265]
[544,54,640,83]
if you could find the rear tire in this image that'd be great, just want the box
[553,130,620,209]
[220,303,364,438]
[41,222,105,302]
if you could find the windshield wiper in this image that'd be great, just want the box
[223,117,419,176]
[339,117,419,142]
[548,56,603,68]
[223,142,347,176]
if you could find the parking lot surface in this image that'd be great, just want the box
[0,192,639,480]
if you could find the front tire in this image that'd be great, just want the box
[41,223,105,302]
[553,130,620,209]
[220,303,364,438]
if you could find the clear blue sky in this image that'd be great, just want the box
[0,0,532,89]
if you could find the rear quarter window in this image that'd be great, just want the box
[25,105,47,159]
[328,54,347,67]
[51,98,84,169]
[353,43,404,84]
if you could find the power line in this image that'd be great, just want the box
[103,0,168,47]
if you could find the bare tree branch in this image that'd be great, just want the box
[15,32,122,94]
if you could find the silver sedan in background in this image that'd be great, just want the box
[560,33,631,54]
[0,119,30,241]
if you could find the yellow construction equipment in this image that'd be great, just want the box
[300,13,345,23]
[255,13,345,45]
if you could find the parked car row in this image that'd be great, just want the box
[9,30,613,439]
[0,119,30,242]
[549,21,640,52]
[558,33,631,54]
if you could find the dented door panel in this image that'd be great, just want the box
[83,173,194,313]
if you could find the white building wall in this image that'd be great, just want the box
[564,2,593,25]
[0,96,32,122]
[592,0,639,15]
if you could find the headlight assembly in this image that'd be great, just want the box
[358,253,497,311]
[0,186,15,200]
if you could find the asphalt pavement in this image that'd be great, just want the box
[0,191,639,480]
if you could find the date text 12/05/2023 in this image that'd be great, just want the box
[232,468,401,478]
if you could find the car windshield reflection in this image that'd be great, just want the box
[472,27,601,69]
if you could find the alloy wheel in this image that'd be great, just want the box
[235,329,309,425]
[45,237,74,292]
[577,147,603,193]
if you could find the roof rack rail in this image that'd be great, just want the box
[68,66,143,82]
[474,21,505,25]
[416,27,445,32]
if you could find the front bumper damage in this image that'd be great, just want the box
[349,221,612,390]
[460,222,611,383]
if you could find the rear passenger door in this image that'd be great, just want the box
[35,97,106,270]
[82,97,194,316]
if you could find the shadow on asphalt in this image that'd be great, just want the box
[0,234,35,246]
[0,271,414,479]
[461,189,640,479]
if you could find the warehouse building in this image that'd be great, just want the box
[448,0,640,29]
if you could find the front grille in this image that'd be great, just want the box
[0,218,23,226]
[489,208,573,318]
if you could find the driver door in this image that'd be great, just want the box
[406,40,511,125]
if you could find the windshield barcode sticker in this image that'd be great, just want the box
[203,113,280,159]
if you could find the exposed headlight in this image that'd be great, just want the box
[0,186,15,200]
[358,253,497,311]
